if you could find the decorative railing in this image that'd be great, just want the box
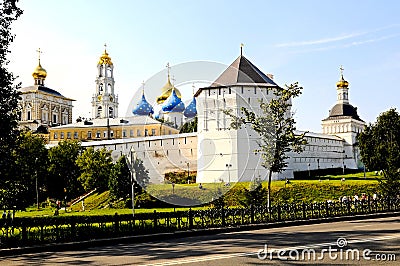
[1,197,399,249]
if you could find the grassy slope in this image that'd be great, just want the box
[17,172,380,217]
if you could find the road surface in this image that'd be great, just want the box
[1,216,399,265]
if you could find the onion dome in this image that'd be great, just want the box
[32,61,47,80]
[336,66,349,88]
[156,64,182,104]
[162,89,185,112]
[98,47,113,65]
[183,97,197,118]
[132,93,154,116]
[336,75,349,88]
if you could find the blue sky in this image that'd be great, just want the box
[8,0,400,132]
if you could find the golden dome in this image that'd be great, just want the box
[98,49,113,65]
[336,74,349,88]
[156,76,182,104]
[32,62,47,79]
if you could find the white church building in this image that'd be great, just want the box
[72,49,365,184]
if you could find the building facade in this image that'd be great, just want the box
[18,53,74,132]
[48,116,179,143]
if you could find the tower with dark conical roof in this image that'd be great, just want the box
[196,46,281,183]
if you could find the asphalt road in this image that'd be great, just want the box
[1,216,399,265]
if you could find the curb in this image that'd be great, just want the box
[1,211,399,257]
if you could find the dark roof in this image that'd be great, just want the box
[211,55,278,87]
[324,103,364,121]
[37,86,64,97]
[19,85,74,100]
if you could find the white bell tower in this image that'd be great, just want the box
[92,44,119,119]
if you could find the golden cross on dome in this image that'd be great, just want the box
[36,48,42,62]
[166,62,171,78]
[340,65,344,76]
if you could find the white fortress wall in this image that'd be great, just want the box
[80,132,197,184]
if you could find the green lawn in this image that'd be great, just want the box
[16,171,380,218]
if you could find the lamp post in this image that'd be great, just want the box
[308,163,310,178]
[35,157,39,210]
[225,164,232,184]
[186,162,190,182]
[129,151,137,218]
[342,161,345,175]
[317,159,320,179]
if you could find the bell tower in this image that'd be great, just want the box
[92,44,119,119]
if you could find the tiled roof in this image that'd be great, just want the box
[211,55,278,87]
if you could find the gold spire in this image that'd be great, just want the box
[32,48,47,80]
[98,43,113,65]
[336,65,349,88]
[156,62,182,104]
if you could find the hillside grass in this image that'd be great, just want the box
[17,171,380,218]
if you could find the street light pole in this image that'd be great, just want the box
[186,162,190,181]
[129,151,137,218]
[35,157,39,210]
[225,164,232,184]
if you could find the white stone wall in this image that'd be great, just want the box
[196,85,278,183]
[80,133,197,184]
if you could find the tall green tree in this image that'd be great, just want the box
[358,108,400,196]
[225,83,307,207]
[109,156,131,200]
[1,131,48,209]
[76,147,113,192]
[0,0,23,207]
[131,157,150,190]
[48,140,83,200]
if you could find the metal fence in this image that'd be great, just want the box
[1,197,399,249]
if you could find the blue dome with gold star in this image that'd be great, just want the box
[132,94,154,116]
[161,89,185,113]
[183,97,197,118]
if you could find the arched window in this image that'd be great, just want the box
[109,107,114,118]
[107,67,112,77]
[99,83,103,92]
[97,106,102,118]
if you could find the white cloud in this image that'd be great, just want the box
[275,32,364,47]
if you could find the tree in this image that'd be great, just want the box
[109,155,150,208]
[225,83,307,207]
[76,147,113,192]
[0,0,23,207]
[0,131,48,209]
[179,117,197,133]
[240,180,268,207]
[358,108,400,196]
[47,140,83,200]
[109,156,131,200]
[131,157,150,190]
